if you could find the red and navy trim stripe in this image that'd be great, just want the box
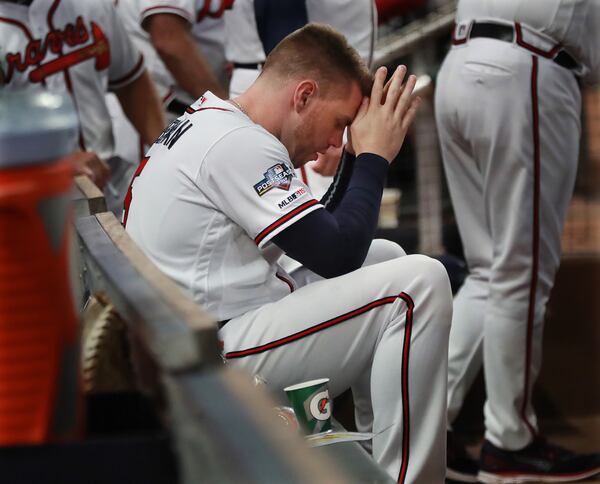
[397,293,414,484]
[254,199,319,245]
[141,5,192,23]
[515,23,561,59]
[520,55,540,438]
[185,106,232,115]
[275,273,294,293]
[109,53,144,88]
[224,291,414,483]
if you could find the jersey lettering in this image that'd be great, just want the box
[155,118,193,150]
[196,0,235,22]
[3,17,110,83]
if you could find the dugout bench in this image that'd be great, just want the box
[70,176,393,483]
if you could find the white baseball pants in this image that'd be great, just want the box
[435,38,580,449]
[220,242,453,483]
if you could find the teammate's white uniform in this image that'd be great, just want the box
[225,0,377,97]
[108,0,230,200]
[435,0,600,451]
[125,91,453,483]
[117,0,229,106]
[0,0,145,161]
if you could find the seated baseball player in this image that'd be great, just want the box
[124,24,453,483]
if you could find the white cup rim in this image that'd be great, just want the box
[284,378,329,392]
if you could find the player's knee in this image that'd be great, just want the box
[363,239,407,267]
[414,255,453,323]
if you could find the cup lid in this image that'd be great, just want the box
[284,378,329,392]
[0,89,78,168]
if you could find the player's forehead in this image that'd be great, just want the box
[326,81,363,123]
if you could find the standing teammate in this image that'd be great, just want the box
[435,0,600,482]
[225,0,377,97]
[107,0,232,193]
[0,0,165,206]
[126,24,453,483]
[116,0,232,115]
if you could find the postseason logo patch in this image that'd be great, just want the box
[254,163,295,197]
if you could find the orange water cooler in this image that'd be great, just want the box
[0,90,81,444]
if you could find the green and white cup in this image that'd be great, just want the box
[284,378,332,434]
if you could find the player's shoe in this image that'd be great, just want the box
[446,431,479,482]
[477,437,600,483]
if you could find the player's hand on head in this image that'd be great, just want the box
[349,65,421,163]
[69,150,111,190]
[310,145,343,176]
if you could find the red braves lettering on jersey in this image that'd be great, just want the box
[2,16,111,84]
[196,0,234,21]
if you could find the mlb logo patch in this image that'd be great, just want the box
[254,163,295,196]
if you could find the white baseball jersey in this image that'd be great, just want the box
[437,0,598,455]
[117,0,230,104]
[125,91,322,320]
[126,90,454,483]
[0,0,145,160]
[457,0,600,85]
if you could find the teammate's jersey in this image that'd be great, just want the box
[0,0,145,159]
[125,92,323,320]
[224,0,377,66]
[116,0,230,104]
[457,0,600,85]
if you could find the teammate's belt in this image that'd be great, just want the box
[453,21,578,71]
[233,62,263,70]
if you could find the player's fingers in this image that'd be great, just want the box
[384,65,407,110]
[381,74,395,104]
[400,96,421,132]
[354,96,369,122]
[90,158,110,189]
[369,66,387,108]
[394,74,417,120]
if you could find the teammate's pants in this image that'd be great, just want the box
[220,242,453,483]
[435,38,580,449]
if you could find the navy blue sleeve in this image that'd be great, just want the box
[320,149,356,212]
[272,153,388,278]
[254,0,308,55]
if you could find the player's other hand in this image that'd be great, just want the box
[68,150,111,190]
[349,65,421,163]
[310,145,343,177]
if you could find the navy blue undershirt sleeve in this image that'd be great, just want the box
[320,149,356,212]
[272,152,388,278]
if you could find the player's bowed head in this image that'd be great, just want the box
[234,23,421,168]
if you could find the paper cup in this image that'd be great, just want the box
[284,378,332,434]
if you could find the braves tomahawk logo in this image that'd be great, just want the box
[3,16,110,84]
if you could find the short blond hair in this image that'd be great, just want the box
[261,23,373,97]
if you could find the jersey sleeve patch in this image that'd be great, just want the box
[200,125,322,249]
[253,162,295,196]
